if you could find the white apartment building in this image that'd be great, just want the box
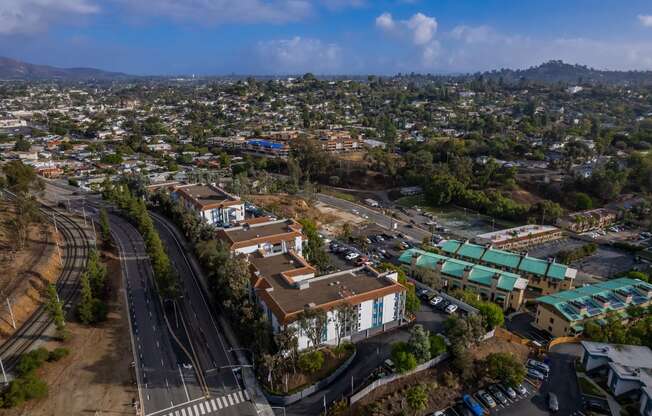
[173,183,244,226]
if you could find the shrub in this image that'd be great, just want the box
[298,350,324,374]
[429,334,447,357]
[484,352,526,387]
[332,341,354,358]
[391,342,417,373]
[48,347,70,362]
[3,374,48,408]
[15,348,49,377]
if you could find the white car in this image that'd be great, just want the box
[429,296,443,306]
[445,304,458,314]
[345,252,360,261]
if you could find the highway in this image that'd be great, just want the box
[151,211,256,416]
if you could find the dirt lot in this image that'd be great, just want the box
[3,250,137,416]
[246,194,364,235]
[0,202,60,340]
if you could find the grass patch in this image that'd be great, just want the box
[323,189,357,203]
[578,376,606,398]
[395,195,426,207]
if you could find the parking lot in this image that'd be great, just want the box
[526,237,638,280]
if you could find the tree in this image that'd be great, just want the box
[298,350,324,374]
[485,352,526,387]
[333,302,356,348]
[391,342,417,373]
[9,196,40,250]
[2,160,43,195]
[573,192,593,210]
[477,302,505,330]
[418,268,441,290]
[45,284,65,338]
[297,308,328,350]
[429,334,447,357]
[274,326,299,376]
[405,384,428,416]
[13,136,31,152]
[299,218,330,272]
[408,324,431,363]
[98,208,111,246]
[86,249,107,297]
[378,263,418,315]
[77,272,95,324]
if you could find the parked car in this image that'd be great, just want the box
[462,394,485,416]
[477,390,496,408]
[514,384,527,396]
[417,288,431,299]
[498,384,517,399]
[445,304,458,314]
[438,300,451,310]
[345,252,360,261]
[488,385,507,405]
[429,296,443,306]
[548,392,559,412]
[383,359,396,373]
[527,359,550,376]
[526,368,545,381]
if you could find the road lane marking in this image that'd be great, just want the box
[210,399,217,411]
[181,410,186,416]
[199,402,205,414]
[238,391,245,401]
[227,394,234,405]
[192,405,199,416]
[244,390,250,400]
[217,397,223,408]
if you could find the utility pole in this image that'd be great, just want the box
[82,206,87,227]
[6,299,15,330]
[52,212,63,266]
[0,357,6,384]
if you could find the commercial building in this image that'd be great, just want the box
[534,277,652,337]
[318,131,362,153]
[556,208,618,233]
[580,341,652,415]
[244,139,290,159]
[216,219,305,256]
[398,248,528,311]
[249,250,406,350]
[439,239,576,295]
[474,224,563,250]
[173,183,244,226]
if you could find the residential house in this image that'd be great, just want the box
[173,183,244,226]
[216,219,305,256]
[474,225,563,251]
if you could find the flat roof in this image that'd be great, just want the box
[175,184,241,209]
[219,219,304,248]
[251,252,404,324]
[581,341,652,369]
[475,224,560,244]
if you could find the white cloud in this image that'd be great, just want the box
[376,11,437,46]
[255,36,342,73]
[117,0,312,25]
[0,0,98,34]
[375,12,395,32]
[407,13,437,45]
[638,14,652,27]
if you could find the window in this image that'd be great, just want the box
[372,298,384,327]
[548,326,552,332]
[549,317,555,324]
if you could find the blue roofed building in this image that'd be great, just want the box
[533,277,652,337]
[244,138,290,159]
[398,248,528,311]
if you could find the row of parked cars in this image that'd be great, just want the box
[433,358,553,416]
[417,288,459,314]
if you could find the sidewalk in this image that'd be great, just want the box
[152,212,275,416]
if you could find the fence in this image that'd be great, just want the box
[264,349,357,406]
[547,336,582,351]
[349,352,451,405]
[495,327,530,346]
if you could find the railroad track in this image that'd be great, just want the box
[0,192,91,371]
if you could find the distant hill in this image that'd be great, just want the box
[473,60,652,86]
[0,56,130,81]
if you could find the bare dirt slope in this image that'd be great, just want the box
[3,251,136,416]
[0,201,60,340]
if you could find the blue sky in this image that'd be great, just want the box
[2,0,652,75]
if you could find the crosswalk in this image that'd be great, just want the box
[164,390,249,416]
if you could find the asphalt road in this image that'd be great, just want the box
[316,193,431,242]
[109,212,204,415]
[151,212,257,416]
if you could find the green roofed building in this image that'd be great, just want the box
[533,277,652,338]
[438,239,577,295]
[398,248,528,311]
